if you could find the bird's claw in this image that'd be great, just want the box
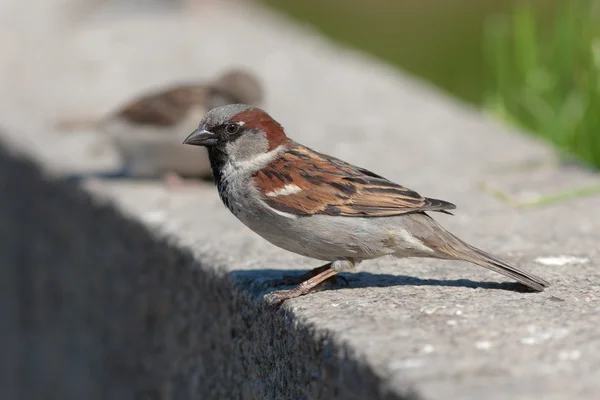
[263,274,349,308]
[263,290,293,308]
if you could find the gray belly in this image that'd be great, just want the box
[234,205,400,261]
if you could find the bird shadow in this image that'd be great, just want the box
[229,268,537,296]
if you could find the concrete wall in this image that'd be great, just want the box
[0,143,411,399]
[1,1,599,399]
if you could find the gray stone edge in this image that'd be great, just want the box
[0,139,416,400]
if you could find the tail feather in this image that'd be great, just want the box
[465,245,549,292]
[408,213,549,291]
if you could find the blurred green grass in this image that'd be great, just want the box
[484,0,600,168]
[260,0,553,104]
[262,0,600,169]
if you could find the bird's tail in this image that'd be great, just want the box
[458,242,549,291]
[415,214,549,291]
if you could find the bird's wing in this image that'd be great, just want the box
[253,144,456,217]
[118,86,204,126]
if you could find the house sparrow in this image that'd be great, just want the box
[58,69,263,183]
[183,104,549,306]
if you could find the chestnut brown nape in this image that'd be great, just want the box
[230,108,290,151]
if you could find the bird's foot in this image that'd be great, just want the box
[268,264,348,287]
[264,264,346,308]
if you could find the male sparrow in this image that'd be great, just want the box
[183,104,549,305]
[58,69,263,183]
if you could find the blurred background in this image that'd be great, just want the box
[2,2,599,398]
[261,0,600,170]
[1,0,599,171]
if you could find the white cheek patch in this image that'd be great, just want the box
[265,184,302,197]
[223,144,288,178]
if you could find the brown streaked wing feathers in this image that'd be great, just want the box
[253,144,457,217]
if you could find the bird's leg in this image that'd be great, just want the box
[269,262,349,287]
[271,263,328,285]
[265,264,339,307]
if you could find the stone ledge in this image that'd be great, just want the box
[0,142,412,400]
[1,1,599,399]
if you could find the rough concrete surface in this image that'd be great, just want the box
[0,144,408,400]
[1,0,599,399]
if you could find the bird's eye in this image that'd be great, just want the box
[225,123,239,134]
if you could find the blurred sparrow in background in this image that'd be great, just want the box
[183,104,549,306]
[57,69,263,185]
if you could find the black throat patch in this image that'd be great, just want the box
[207,146,233,212]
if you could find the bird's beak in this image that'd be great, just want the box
[183,125,217,147]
